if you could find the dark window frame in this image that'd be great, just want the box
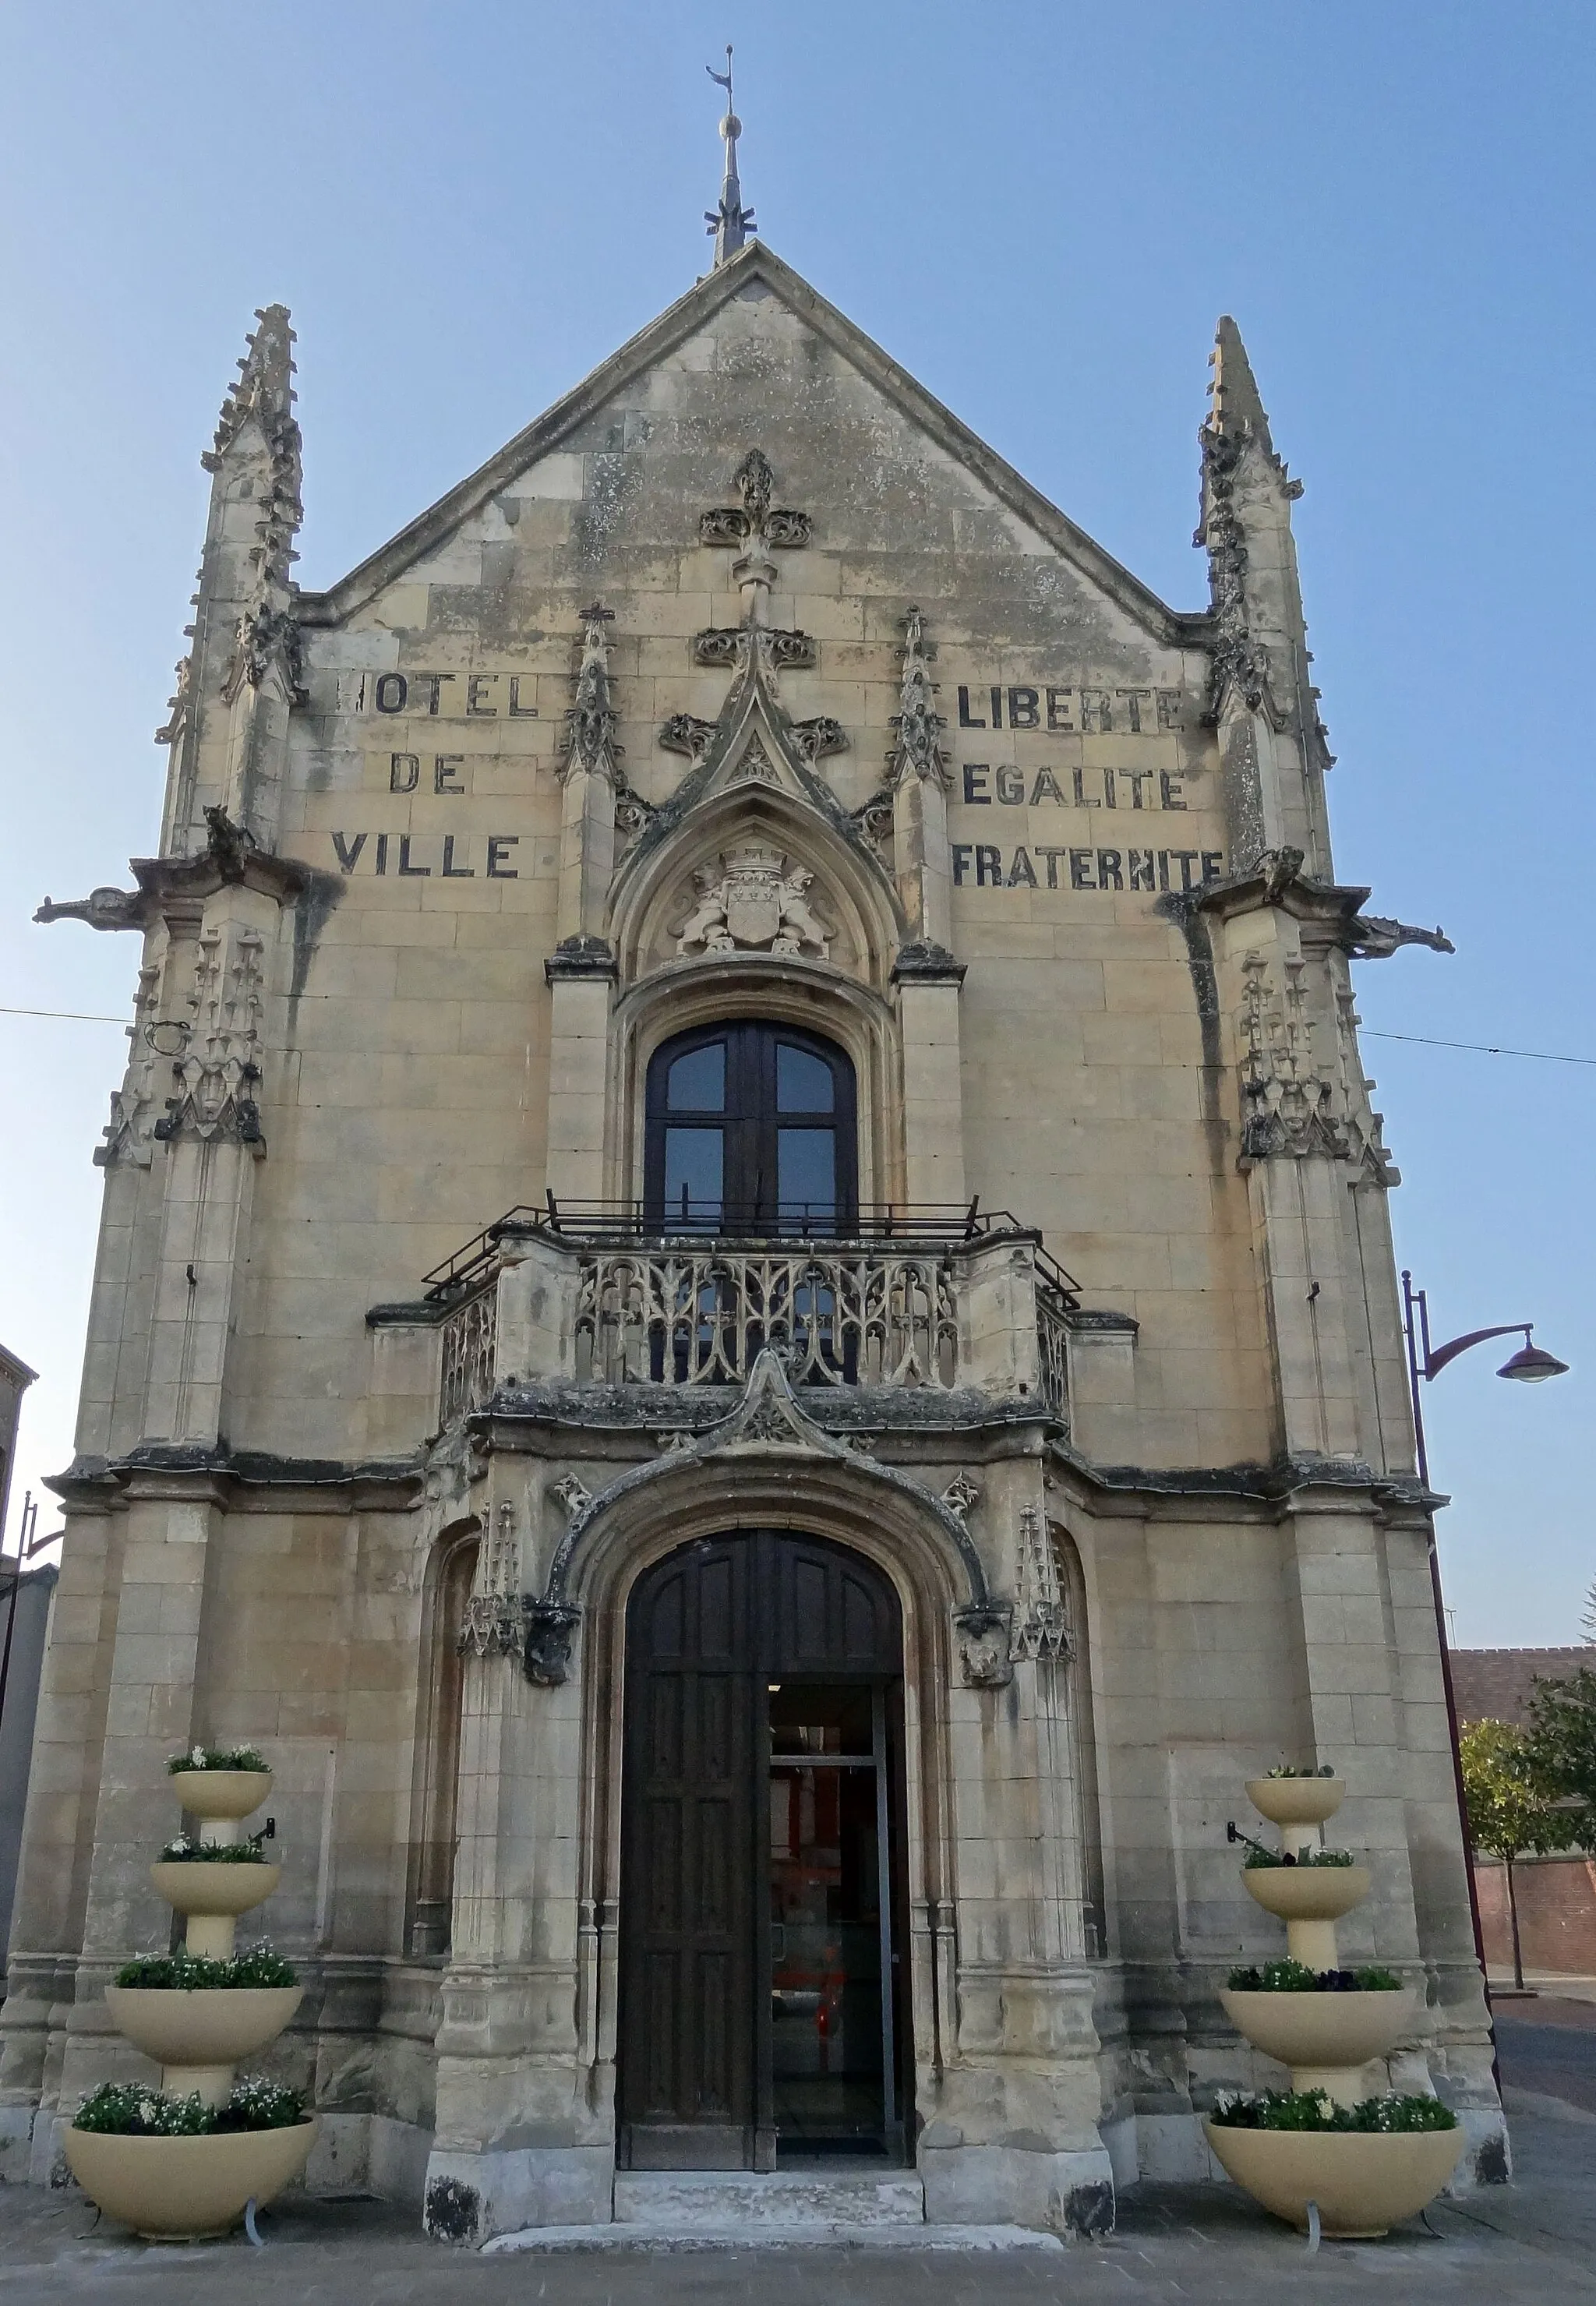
[644,1021,858,1235]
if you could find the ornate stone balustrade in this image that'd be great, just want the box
[439,1285,496,1425]
[571,1243,959,1389]
[415,1210,1087,1434]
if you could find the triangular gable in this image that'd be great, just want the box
[298,243,1205,644]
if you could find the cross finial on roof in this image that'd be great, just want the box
[705,45,755,266]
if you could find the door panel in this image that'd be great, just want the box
[619,1531,906,2169]
[620,1538,756,2166]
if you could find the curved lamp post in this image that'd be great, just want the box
[1400,1270,1570,2028]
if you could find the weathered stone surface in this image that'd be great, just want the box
[4,245,1491,2240]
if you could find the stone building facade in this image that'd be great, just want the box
[2,235,1499,2237]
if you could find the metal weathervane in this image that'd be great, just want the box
[706,45,755,266]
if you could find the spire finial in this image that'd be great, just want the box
[705,45,755,266]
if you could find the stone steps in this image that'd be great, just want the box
[482,2164,1066,2251]
[613,2168,927,2230]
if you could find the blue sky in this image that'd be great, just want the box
[2,2,1591,1643]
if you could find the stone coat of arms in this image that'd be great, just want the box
[675,843,833,960]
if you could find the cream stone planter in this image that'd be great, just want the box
[1241,1865,1369,1925]
[1205,2121,1464,2238]
[69,1747,312,2241]
[1242,1863,1368,1970]
[150,1861,279,1961]
[171,1769,272,1826]
[1220,1988,1414,2106]
[1245,1777,1344,1832]
[104,1986,302,2103]
[63,2118,318,2241]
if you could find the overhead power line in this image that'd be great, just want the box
[1362,1030,1596,1069]
[4,1008,1594,1072]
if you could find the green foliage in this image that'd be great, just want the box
[157,1832,270,1864]
[1227,1959,1402,1993]
[1209,2088,1457,2133]
[1459,1718,1574,1864]
[1265,1764,1338,1779]
[167,1746,268,1775]
[114,1941,297,1990]
[73,2077,305,2135]
[1241,1846,1355,1869]
[1526,1668,1596,1845]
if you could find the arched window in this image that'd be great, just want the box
[644,1022,857,1235]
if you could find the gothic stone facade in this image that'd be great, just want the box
[2,246,1495,2237]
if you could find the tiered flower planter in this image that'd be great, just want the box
[1205,1774,1464,2238]
[63,1761,317,2240]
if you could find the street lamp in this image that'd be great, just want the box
[1402,1273,1569,1487]
[1400,1270,1570,2024]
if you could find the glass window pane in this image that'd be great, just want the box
[777,1045,834,1113]
[778,1128,836,1225]
[663,1127,723,1228]
[667,1043,726,1111]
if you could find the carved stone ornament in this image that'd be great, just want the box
[674,842,833,960]
[941,1471,980,1524]
[699,449,811,553]
[953,1604,1014,1690]
[95,961,163,1170]
[523,1598,581,1687]
[552,1471,593,1525]
[886,608,950,788]
[693,625,815,673]
[460,1501,522,1659]
[562,603,620,781]
[152,920,268,1153]
[659,712,719,763]
[34,886,146,932]
[1010,1506,1071,1664]
[1237,949,1348,1167]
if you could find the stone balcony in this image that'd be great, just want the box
[371,1206,1094,1440]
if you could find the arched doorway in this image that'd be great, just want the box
[644,1022,858,1234]
[617,1530,906,2170]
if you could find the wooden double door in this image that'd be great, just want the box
[618,1531,906,2169]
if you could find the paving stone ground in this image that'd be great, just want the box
[3,2007,1594,2303]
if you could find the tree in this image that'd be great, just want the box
[1527,1666,1596,1847]
[1458,1718,1574,1990]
